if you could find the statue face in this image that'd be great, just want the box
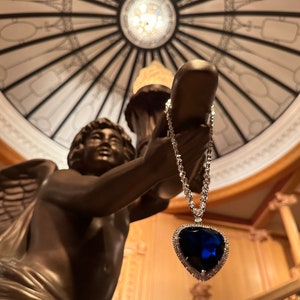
[83,128,126,175]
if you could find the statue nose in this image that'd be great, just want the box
[100,138,110,146]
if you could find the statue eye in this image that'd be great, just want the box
[87,133,103,141]
[89,134,99,139]
[110,137,122,145]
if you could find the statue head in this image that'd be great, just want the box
[67,118,135,174]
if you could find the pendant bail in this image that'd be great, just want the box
[192,208,203,224]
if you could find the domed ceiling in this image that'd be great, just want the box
[0,0,299,190]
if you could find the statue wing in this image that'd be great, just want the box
[0,159,57,234]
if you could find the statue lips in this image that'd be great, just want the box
[97,147,112,157]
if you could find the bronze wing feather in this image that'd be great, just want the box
[0,159,57,234]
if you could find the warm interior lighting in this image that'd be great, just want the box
[120,0,177,49]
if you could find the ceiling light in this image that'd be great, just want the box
[120,0,177,49]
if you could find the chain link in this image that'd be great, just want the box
[164,99,215,224]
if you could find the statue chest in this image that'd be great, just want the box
[74,210,130,299]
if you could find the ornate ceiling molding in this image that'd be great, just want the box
[1,92,299,190]
[211,95,300,189]
[0,92,67,168]
[1,0,299,158]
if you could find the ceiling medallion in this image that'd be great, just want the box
[119,0,177,49]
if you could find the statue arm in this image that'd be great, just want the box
[128,122,210,221]
[39,156,162,217]
[128,192,170,223]
[40,127,207,217]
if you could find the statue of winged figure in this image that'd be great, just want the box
[0,60,216,300]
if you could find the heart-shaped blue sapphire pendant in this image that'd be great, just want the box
[173,224,229,281]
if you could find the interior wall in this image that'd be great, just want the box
[114,213,293,300]
[0,139,24,168]
[0,143,295,299]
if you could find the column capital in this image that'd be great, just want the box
[249,228,269,242]
[269,192,298,210]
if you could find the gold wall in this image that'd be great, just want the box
[114,213,293,300]
[0,143,297,299]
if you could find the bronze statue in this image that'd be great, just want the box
[0,60,217,299]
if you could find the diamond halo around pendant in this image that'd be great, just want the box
[173,223,229,281]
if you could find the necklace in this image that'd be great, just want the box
[164,99,229,281]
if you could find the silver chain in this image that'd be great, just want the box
[164,99,215,224]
